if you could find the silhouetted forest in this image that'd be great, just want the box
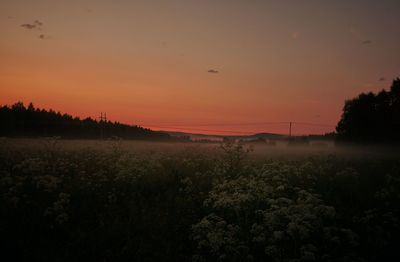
[0,102,170,140]
[336,78,400,144]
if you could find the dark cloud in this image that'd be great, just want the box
[21,20,43,30]
[362,40,372,45]
[7,16,13,19]
[21,23,36,29]
[379,77,385,81]
[208,69,219,74]
[21,20,48,40]
[34,20,43,26]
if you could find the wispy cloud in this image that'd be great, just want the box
[362,40,372,45]
[21,20,43,30]
[379,77,385,81]
[208,69,219,74]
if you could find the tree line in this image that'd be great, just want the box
[0,102,171,140]
[2,77,400,144]
[336,78,400,144]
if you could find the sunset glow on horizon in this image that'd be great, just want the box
[1,0,400,135]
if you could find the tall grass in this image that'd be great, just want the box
[0,138,399,261]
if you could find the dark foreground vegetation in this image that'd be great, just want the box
[1,138,399,261]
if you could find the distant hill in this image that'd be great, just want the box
[166,130,335,143]
[243,132,285,140]
[0,102,170,140]
[166,131,285,141]
[166,131,222,141]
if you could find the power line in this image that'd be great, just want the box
[143,125,257,134]
[99,112,107,122]
[139,121,335,128]
[142,121,289,127]
[99,112,107,139]
[141,121,335,135]
[95,114,335,135]
[292,122,336,127]
[144,121,335,136]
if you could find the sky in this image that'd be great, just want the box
[1,0,400,135]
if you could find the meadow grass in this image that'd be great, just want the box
[1,138,399,261]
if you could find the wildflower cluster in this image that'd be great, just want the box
[0,139,399,261]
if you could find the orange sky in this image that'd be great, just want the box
[1,0,399,135]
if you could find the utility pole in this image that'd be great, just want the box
[99,112,107,139]
[289,121,292,137]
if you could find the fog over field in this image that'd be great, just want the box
[6,138,399,159]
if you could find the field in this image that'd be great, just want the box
[1,138,400,261]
